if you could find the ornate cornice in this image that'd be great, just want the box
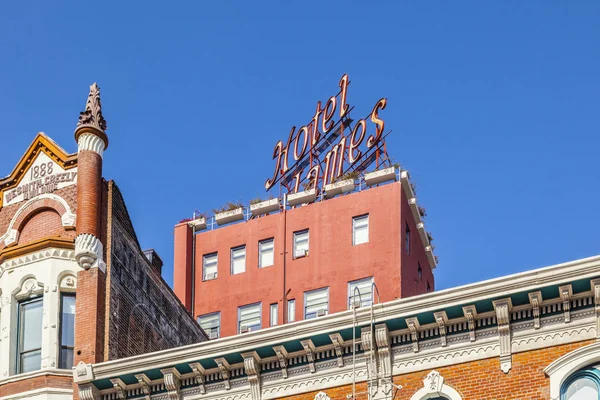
[75,83,108,148]
[0,237,75,268]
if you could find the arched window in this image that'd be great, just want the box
[561,367,600,400]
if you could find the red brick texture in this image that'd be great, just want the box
[18,209,69,244]
[280,340,594,400]
[0,375,72,397]
[75,150,102,237]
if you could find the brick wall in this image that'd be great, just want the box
[0,375,72,398]
[19,209,66,243]
[105,182,205,359]
[280,340,593,400]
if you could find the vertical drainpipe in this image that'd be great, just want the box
[282,193,288,323]
[190,215,196,319]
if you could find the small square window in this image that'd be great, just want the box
[293,230,309,258]
[259,238,274,268]
[238,303,261,333]
[203,253,218,281]
[287,299,296,323]
[352,214,369,245]
[270,303,278,326]
[348,277,374,309]
[304,287,329,319]
[231,246,246,275]
[198,312,220,339]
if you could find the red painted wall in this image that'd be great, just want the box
[174,182,434,338]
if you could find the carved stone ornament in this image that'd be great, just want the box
[161,368,181,400]
[59,274,77,291]
[79,383,100,400]
[75,233,106,271]
[314,392,330,400]
[77,83,107,134]
[426,370,443,392]
[408,370,463,400]
[493,298,513,373]
[14,277,43,300]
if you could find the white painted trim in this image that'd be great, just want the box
[77,133,105,157]
[409,371,462,400]
[0,368,72,386]
[545,341,600,399]
[0,193,75,245]
[88,254,600,379]
[1,387,73,400]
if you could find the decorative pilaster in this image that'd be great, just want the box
[79,384,100,400]
[434,311,448,347]
[215,358,231,390]
[592,279,600,339]
[361,326,378,398]
[329,333,345,367]
[462,305,477,342]
[406,317,420,353]
[242,352,262,400]
[375,324,392,398]
[559,285,573,323]
[528,291,542,329]
[189,362,206,394]
[161,368,181,400]
[493,298,513,373]
[300,340,316,373]
[273,346,289,378]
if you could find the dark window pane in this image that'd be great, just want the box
[60,348,74,369]
[20,350,41,373]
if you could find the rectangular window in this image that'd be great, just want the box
[59,294,76,369]
[259,238,274,268]
[293,230,309,258]
[203,253,218,281]
[231,246,246,275]
[197,312,221,339]
[238,303,261,333]
[405,223,411,254]
[17,298,43,374]
[304,287,329,319]
[287,299,296,323]
[270,303,278,326]
[352,214,369,245]
[348,277,374,309]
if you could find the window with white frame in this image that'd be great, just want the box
[561,367,600,399]
[238,303,261,333]
[293,229,309,258]
[197,312,221,339]
[17,297,43,374]
[203,253,218,281]
[287,299,296,323]
[304,287,329,319]
[231,245,246,274]
[259,238,274,268]
[352,214,369,245]
[59,294,75,369]
[270,303,278,326]
[348,277,374,309]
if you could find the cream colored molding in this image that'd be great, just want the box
[1,387,73,400]
[136,373,152,400]
[406,317,420,353]
[328,333,345,367]
[462,305,477,341]
[273,346,289,378]
[161,367,182,400]
[0,193,76,246]
[242,352,261,400]
[189,362,206,394]
[75,233,105,272]
[374,323,393,399]
[1,248,75,273]
[13,276,44,301]
[215,358,231,390]
[77,133,106,158]
[409,370,462,400]
[545,341,600,399]
[111,378,127,400]
[528,291,542,329]
[314,391,331,400]
[79,383,101,400]
[560,284,573,323]
[360,326,377,390]
[434,311,448,347]
[592,278,600,339]
[301,340,316,373]
[59,272,77,292]
[493,298,513,373]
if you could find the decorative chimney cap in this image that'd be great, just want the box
[75,82,108,148]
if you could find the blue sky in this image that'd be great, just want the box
[1,2,599,290]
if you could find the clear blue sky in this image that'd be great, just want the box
[1,2,599,291]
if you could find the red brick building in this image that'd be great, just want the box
[0,84,205,400]
[174,171,437,338]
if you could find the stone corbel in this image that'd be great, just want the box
[4,229,19,247]
[528,291,542,329]
[591,279,600,339]
[110,378,127,400]
[135,374,152,400]
[273,346,289,378]
[375,324,392,397]
[361,327,378,398]
[189,362,206,394]
[74,361,95,383]
[79,383,100,400]
[301,339,316,373]
[493,298,513,373]
[160,368,182,400]
[242,352,262,400]
[329,333,345,367]
[559,285,573,323]
[462,305,478,342]
[406,317,420,353]
[215,358,231,390]
[434,311,448,347]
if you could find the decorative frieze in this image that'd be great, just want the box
[135,373,152,400]
[273,346,289,378]
[560,285,573,323]
[215,358,231,390]
[242,352,261,400]
[329,333,345,367]
[189,363,206,394]
[110,378,127,400]
[300,340,316,373]
[462,305,478,341]
[591,278,600,339]
[493,298,513,373]
[161,368,182,400]
[434,311,448,347]
[406,317,420,353]
[528,291,542,329]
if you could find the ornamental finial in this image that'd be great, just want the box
[76,82,107,134]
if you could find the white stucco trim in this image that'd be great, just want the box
[409,370,462,400]
[1,387,72,400]
[77,133,105,157]
[544,341,600,399]
[0,193,76,246]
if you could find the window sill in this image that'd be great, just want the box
[0,368,73,385]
